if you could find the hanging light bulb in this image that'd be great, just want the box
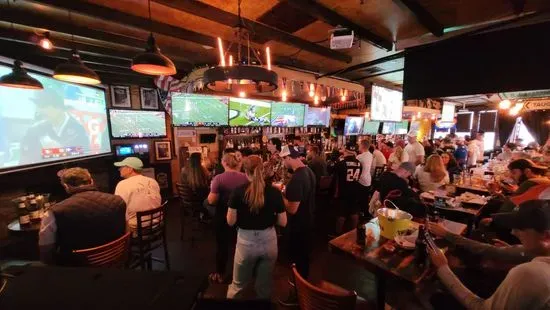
[365,111,370,119]
[0,60,43,89]
[499,99,511,110]
[309,83,315,97]
[281,89,287,102]
[412,115,417,121]
[38,32,53,50]
[239,91,246,98]
[515,102,524,110]
[314,95,319,105]
[509,106,519,116]
[341,89,347,102]
[431,114,436,120]
[417,112,422,118]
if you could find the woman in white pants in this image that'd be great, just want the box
[226,155,287,299]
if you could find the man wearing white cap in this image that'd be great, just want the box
[114,157,161,227]
[404,131,425,166]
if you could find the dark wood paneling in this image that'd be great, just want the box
[403,21,550,99]
[257,1,316,34]
[155,0,352,63]
[393,0,444,36]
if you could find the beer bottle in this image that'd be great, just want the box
[356,212,366,246]
[28,199,40,222]
[414,225,427,266]
[18,202,30,226]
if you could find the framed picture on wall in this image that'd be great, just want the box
[154,140,172,161]
[140,87,160,110]
[110,85,131,108]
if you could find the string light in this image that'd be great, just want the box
[281,89,287,102]
[412,115,416,121]
[314,95,319,105]
[417,112,422,118]
[341,89,347,102]
[309,83,315,97]
[239,91,246,98]
[431,114,436,120]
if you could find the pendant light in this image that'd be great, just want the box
[0,60,43,90]
[131,0,176,75]
[0,0,43,89]
[53,10,100,85]
[53,49,101,85]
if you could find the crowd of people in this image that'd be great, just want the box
[34,130,550,308]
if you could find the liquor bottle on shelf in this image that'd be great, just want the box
[28,199,40,222]
[17,202,30,226]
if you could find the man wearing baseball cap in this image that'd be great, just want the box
[114,157,161,228]
[278,145,316,306]
[428,200,550,309]
[332,142,363,235]
[404,131,425,166]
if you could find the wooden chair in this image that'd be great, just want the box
[131,201,170,270]
[71,232,131,268]
[292,264,369,310]
[176,182,209,246]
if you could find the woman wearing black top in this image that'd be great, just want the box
[180,153,210,220]
[226,155,287,299]
[441,152,461,183]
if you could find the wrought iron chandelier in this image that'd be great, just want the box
[203,0,277,97]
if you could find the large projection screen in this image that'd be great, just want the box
[371,84,403,122]
[0,63,111,174]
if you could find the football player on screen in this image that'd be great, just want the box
[20,89,89,164]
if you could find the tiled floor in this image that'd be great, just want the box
[154,199,430,309]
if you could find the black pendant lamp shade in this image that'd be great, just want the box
[0,60,44,90]
[53,50,101,85]
[131,34,176,76]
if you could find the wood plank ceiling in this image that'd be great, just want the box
[1,0,549,87]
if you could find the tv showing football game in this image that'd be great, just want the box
[109,110,166,138]
[0,63,111,173]
[382,122,396,134]
[229,98,271,126]
[371,84,403,122]
[171,93,229,126]
[362,121,380,134]
[270,102,305,127]
[396,120,409,134]
[344,116,363,136]
[305,106,330,127]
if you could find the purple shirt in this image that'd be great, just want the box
[211,171,249,213]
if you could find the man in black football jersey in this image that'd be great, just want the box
[333,142,363,235]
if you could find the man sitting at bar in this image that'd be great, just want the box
[114,157,161,230]
[428,200,550,310]
[39,168,126,265]
[377,162,426,217]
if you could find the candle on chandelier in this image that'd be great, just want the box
[239,91,246,98]
[217,37,225,67]
[309,83,315,97]
[266,47,271,71]
[314,95,319,105]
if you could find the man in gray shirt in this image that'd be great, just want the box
[428,200,550,309]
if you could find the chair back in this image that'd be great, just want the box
[71,232,131,268]
[135,201,168,248]
[292,265,357,310]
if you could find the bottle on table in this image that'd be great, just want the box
[356,212,367,246]
[17,202,31,226]
[414,225,427,266]
[28,199,41,223]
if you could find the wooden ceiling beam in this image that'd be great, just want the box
[154,0,352,63]
[280,0,393,51]
[352,68,404,81]
[0,5,198,67]
[392,0,444,37]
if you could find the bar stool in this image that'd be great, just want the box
[130,201,170,271]
[176,182,209,247]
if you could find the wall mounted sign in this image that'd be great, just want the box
[523,98,550,111]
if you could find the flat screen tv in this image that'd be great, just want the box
[362,121,380,135]
[228,98,271,126]
[305,106,330,127]
[171,93,229,126]
[371,84,403,122]
[382,122,396,134]
[396,120,409,134]
[0,63,111,174]
[344,116,363,136]
[109,109,166,138]
[270,102,306,127]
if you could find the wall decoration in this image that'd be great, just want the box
[140,87,160,110]
[154,140,172,161]
[110,85,131,108]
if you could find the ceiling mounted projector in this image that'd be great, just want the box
[330,28,355,50]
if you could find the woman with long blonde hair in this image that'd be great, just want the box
[388,145,408,170]
[226,155,287,299]
[415,154,450,192]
